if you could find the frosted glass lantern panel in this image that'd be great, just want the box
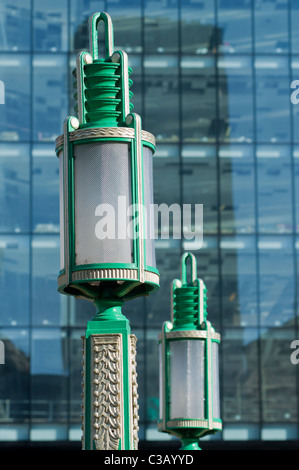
[212,341,220,419]
[59,151,64,270]
[143,146,156,269]
[169,340,205,420]
[74,142,133,265]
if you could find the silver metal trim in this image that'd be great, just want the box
[58,268,159,287]
[55,128,156,153]
[160,329,221,342]
[158,419,222,431]
[63,119,70,284]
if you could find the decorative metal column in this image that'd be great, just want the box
[158,253,221,450]
[55,12,159,450]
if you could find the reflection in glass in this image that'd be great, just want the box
[144,57,179,141]
[255,58,290,143]
[31,236,66,326]
[220,145,255,234]
[0,55,30,141]
[144,0,179,54]
[257,147,293,233]
[0,1,31,51]
[32,145,59,233]
[182,145,218,234]
[0,329,30,424]
[33,55,68,142]
[261,328,297,422]
[0,144,30,233]
[291,0,299,53]
[144,329,160,423]
[254,0,289,53]
[221,236,258,327]
[107,0,142,53]
[181,57,216,142]
[217,0,252,54]
[31,329,68,423]
[258,236,295,327]
[222,328,260,422]
[69,329,85,425]
[0,236,30,326]
[218,57,253,143]
[181,0,216,54]
[33,0,67,51]
[70,0,105,52]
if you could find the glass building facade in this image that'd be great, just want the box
[0,0,299,448]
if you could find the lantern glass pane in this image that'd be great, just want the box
[169,339,205,420]
[159,342,163,420]
[59,151,64,270]
[143,146,156,268]
[74,142,133,265]
[212,341,220,419]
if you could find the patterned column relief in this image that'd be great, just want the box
[91,334,123,450]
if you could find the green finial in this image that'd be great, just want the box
[171,252,208,331]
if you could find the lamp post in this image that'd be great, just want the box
[158,253,221,450]
[55,12,159,450]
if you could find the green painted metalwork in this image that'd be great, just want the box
[158,253,222,450]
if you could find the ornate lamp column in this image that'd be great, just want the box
[158,253,221,450]
[55,12,159,450]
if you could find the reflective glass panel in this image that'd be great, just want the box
[33,0,68,52]
[220,145,255,233]
[0,235,30,326]
[0,144,30,233]
[144,56,179,142]
[144,329,160,423]
[181,57,216,142]
[254,0,289,53]
[181,0,216,54]
[0,55,30,141]
[32,144,59,233]
[31,329,68,423]
[257,146,293,233]
[221,236,258,327]
[218,56,253,143]
[0,0,31,51]
[69,329,85,425]
[222,328,260,422]
[0,329,30,423]
[182,145,218,234]
[217,0,252,54]
[144,0,179,54]
[258,236,295,327]
[255,57,290,143]
[31,235,67,326]
[261,328,297,422]
[33,55,68,142]
[291,0,299,53]
[107,0,142,54]
[70,0,105,52]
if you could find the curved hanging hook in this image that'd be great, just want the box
[89,12,114,61]
[181,252,197,285]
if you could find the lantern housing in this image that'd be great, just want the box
[158,253,222,450]
[55,12,159,304]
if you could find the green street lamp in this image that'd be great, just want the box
[55,12,159,450]
[158,253,222,450]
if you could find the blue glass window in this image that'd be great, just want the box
[217,0,252,54]
[33,55,68,142]
[0,1,31,51]
[32,144,59,233]
[33,0,68,52]
[0,144,30,233]
[257,146,293,233]
[222,328,260,422]
[221,236,258,327]
[255,57,290,143]
[181,0,216,55]
[220,145,255,233]
[258,236,295,327]
[181,56,216,142]
[254,0,289,53]
[0,235,30,326]
[0,55,30,141]
[144,0,179,54]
